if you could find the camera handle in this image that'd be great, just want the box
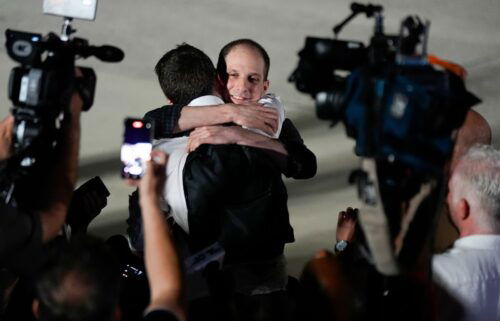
[333,3,384,38]
[60,17,76,41]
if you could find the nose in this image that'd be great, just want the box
[234,77,250,94]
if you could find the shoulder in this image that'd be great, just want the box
[143,105,175,119]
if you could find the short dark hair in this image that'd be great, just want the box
[216,39,271,84]
[36,237,120,321]
[155,43,216,106]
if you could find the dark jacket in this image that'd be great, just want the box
[183,144,294,263]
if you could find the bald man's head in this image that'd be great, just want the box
[450,110,492,171]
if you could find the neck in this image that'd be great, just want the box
[460,221,498,238]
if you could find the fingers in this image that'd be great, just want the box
[151,150,167,166]
[186,127,220,152]
[187,128,204,152]
[339,207,358,220]
[125,178,140,187]
[187,135,202,153]
[337,207,359,229]
[231,105,279,135]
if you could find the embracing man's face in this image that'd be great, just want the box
[225,45,269,105]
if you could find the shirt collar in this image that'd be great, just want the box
[453,234,500,250]
[188,95,224,107]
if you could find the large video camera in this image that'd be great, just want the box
[289,3,479,176]
[3,0,123,180]
[1,1,123,209]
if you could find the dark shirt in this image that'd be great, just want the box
[0,203,44,277]
[143,104,317,179]
[142,309,180,321]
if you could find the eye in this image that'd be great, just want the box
[228,72,238,78]
[249,76,260,83]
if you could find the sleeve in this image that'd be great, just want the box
[255,93,285,138]
[0,203,45,276]
[278,118,317,179]
[143,104,187,139]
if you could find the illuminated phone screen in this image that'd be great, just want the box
[121,118,153,179]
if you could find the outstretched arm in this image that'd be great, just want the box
[138,151,186,321]
[187,118,317,179]
[177,103,279,136]
[187,125,288,155]
[39,90,82,242]
[144,103,279,138]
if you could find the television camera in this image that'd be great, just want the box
[289,2,479,175]
[1,1,123,204]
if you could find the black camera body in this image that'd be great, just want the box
[289,3,478,175]
[4,23,123,176]
[2,11,123,208]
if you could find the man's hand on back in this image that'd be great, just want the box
[187,125,241,152]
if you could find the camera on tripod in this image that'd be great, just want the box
[4,0,124,171]
[289,2,479,175]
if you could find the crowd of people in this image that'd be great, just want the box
[0,36,498,321]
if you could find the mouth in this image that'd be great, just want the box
[230,95,251,104]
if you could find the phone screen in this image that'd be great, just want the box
[121,118,153,179]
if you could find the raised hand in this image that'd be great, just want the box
[336,207,358,242]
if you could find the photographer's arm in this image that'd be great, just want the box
[39,91,82,242]
[139,152,186,321]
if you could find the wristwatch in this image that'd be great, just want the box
[335,240,349,253]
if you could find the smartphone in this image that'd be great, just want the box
[121,118,153,179]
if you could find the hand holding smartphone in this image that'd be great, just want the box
[121,118,153,180]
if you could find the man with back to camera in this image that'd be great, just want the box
[144,38,317,180]
[138,43,294,320]
[433,109,492,252]
[432,144,500,321]
[330,144,500,321]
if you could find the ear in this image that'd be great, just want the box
[215,75,230,102]
[263,79,270,94]
[32,299,40,319]
[457,198,471,221]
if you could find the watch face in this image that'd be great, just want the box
[336,240,348,252]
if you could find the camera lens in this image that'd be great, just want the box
[315,90,345,121]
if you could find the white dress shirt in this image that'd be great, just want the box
[432,234,500,321]
[154,95,224,233]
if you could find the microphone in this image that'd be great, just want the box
[85,45,124,62]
